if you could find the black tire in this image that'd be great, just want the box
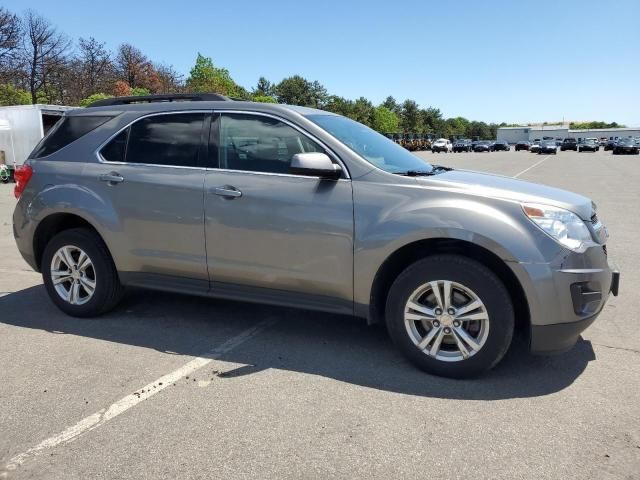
[41,228,123,317]
[385,255,514,378]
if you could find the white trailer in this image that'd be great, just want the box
[0,105,75,176]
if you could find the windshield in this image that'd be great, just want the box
[307,114,434,174]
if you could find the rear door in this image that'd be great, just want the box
[88,111,210,284]
[203,112,354,313]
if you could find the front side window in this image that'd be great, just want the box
[101,113,205,167]
[307,114,434,175]
[219,114,324,174]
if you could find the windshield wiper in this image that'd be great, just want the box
[394,165,453,176]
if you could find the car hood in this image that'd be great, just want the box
[418,169,593,219]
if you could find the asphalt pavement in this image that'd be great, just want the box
[1,148,638,479]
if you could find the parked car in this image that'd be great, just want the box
[578,139,599,152]
[538,140,558,154]
[560,138,578,151]
[472,141,493,152]
[529,140,541,153]
[452,139,472,152]
[515,141,530,151]
[12,94,620,379]
[492,141,510,151]
[612,137,639,155]
[584,138,600,150]
[604,139,617,151]
[431,138,452,153]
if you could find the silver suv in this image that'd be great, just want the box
[12,94,620,378]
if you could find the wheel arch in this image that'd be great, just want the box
[368,238,530,335]
[33,213,109,272]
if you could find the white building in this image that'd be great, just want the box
[497,124,640,143]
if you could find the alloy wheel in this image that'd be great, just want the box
[50,245,96,305]
[404,280,490,362]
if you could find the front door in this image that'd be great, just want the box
[204,112,354,313]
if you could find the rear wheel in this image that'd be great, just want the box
[42,228,123,317]
[385,255,514,378]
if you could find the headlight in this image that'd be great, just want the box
[522,203,593,251]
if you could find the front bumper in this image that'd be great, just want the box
[614,147,639,154]
[524,249,619,354]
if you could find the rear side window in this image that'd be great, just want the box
[100,130,128,163]
[101,113,205,167]
[31,115,113,158]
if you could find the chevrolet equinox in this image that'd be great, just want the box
[12,93,620,378]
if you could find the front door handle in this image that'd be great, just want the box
[99,172,124,184]
[213,186,242,199]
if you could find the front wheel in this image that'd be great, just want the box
[42,228,123,317]
[385,255,514,378]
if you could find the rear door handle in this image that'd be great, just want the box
[99,172,124,184]
[213,186,242,198]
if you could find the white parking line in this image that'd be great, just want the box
[513,155,550,178]
[1,318,276,476]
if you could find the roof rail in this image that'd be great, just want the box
[86,93,231,108]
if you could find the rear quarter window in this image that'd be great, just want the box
[30,115,114,159]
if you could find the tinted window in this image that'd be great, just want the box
[101,130,128,162]
[220,114,324,174]
[125,113,205,167]
[31,115,113,158]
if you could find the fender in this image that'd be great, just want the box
[352,179,565,312]
[25,181,126,271]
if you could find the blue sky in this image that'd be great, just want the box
[8,0,640,125]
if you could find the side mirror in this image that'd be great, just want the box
[290,153,342,180]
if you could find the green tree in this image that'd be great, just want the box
[382,95,401,116]
[420,107,443,134]
[372,105,399,133]
[324,95,354,117]
[351,97,374,126]
[186,53,241,97]
[445,116,470,137]
[0,84,31,106]
[79,92,112,107]
[130,87,150,96]
[467,121,491,139]
[274,75,309,105]
[274,75,327,107]
[570,121,625,129]
[252,94,277,103]
[400,99,422,133]
[253,76,274,97]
